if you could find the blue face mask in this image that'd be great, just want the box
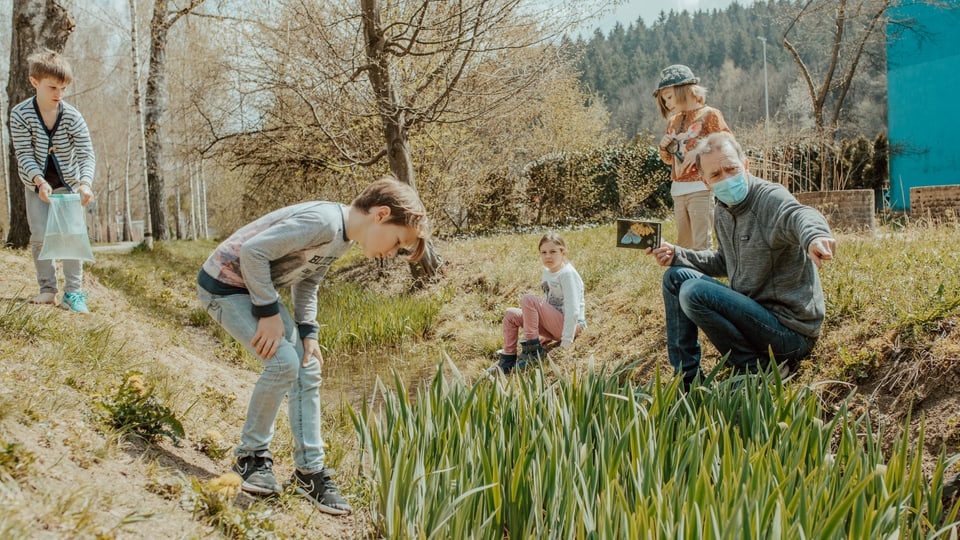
[711,171,749,205]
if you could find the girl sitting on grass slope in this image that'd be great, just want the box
[490,232,586,374]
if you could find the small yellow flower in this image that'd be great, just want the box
[126,374,147,396]
[204,429,224,443]
[206,472,242,498]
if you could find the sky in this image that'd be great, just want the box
[587,0,743,33]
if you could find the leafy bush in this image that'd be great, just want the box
[467,168,525,231]
[94,372,184,445]
[525,138,669,225]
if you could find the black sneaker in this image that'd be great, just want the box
[291,468,353,515]
[232,455,282,495]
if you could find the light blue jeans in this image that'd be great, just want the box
[197,287,326,473]
[662,266,816,382]
[25,186,83,294]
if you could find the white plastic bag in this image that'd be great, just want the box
[38,193,95,262]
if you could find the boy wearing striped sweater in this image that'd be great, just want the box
[10,49,96,313]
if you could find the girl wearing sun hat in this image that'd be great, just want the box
[653,64,731,250]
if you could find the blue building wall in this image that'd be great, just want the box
[886,2,960,211]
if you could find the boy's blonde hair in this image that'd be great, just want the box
[28,49,73,84]
[656,84,707,119]
[351,176,430,262]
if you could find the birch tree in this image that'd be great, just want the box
[142,0,207,240]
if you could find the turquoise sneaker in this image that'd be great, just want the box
[61,292,90,314]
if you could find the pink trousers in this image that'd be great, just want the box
[502,294,567,354]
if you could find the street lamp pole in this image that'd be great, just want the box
[758,36,770,144]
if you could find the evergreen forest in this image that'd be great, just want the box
[567,0,889,141]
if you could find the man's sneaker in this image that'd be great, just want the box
[291,468,353,515]
[232,455,282,495]
[61,292,90,314]
[29,292,56,305]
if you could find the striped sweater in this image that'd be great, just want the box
[10,97,96,189]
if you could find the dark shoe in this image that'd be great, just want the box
[291,468,353,515]
[680,369,704,392]
[491,351,517,375]
[517,339,545,370]
[232,455,282,495]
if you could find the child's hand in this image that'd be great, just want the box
[659,134,674,149]
[302,337,324,368]
[251,314,284,359]
[78,184,94,206]
[35,179,52,203]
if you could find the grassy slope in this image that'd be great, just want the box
[1,221,959,537]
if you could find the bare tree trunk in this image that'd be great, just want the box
[783,0,891,192]
[145,0,170,240]
[174,182,182,239]
[359,0,441,283]
[129,0,154,248]
[5,0,75,247]
[104,162,112,242]
[200,158,208,239]
[123,116,134,241]
[143,0,207,241]
[1,92,9,240]
[187,161,200,240]
[113,189,120,242]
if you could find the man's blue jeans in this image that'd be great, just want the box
[662,266,816,381]
[198,287,326,473]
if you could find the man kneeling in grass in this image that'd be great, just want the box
[648,132,837,389]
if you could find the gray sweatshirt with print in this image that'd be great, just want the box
[671,175,833,338]
[199,202,353,340]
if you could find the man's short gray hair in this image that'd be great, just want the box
[693,132,746,176]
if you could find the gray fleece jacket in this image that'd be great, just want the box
[671,174,833,338]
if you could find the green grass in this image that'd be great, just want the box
[315,282,447,353]
[0,291,55,339]
[821,228,960,334]
[354,363,960,539]
[88,241,216,326]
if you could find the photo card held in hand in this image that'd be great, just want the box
[616,219,661,251]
